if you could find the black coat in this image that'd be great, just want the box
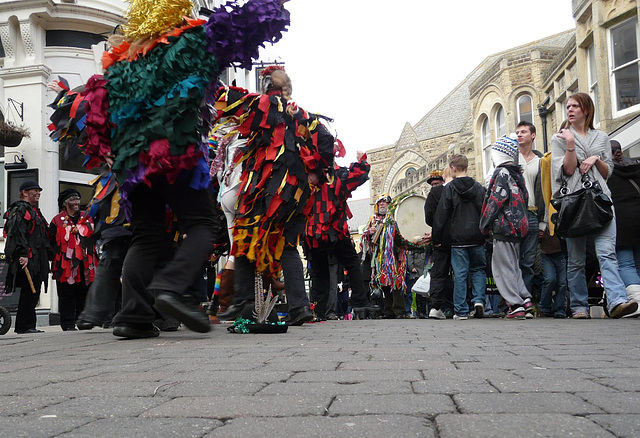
[424,184,451,247]
[607,163,640,248]
[433,177,485,247]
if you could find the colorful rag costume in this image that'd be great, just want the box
[75,0,290,205]
[49,211,95,285]
[362,195,418,292]
[215,77,335,277]
[305,155,370,248]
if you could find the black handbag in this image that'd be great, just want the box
[550,168,614,238]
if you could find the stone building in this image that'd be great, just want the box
[369,0,640,203]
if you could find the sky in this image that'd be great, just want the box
[259,0,577,199]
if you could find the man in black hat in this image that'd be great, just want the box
[3,180,50,334]
[49,188,96,331]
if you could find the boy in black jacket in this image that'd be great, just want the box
[433,154,486,320]
[480,135,530,320]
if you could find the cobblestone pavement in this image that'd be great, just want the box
[2,318,640,437]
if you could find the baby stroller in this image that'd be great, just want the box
[0,303,10,335]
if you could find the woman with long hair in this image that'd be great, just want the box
[550,92,638,319]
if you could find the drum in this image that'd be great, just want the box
[394,195,430,243]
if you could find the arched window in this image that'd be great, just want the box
[495,106,506,138]
[481,117,492,177]
[517,95,534,124]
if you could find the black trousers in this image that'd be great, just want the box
[308,238,369,312]
[14,270,42,332]
[78,238,128,326]
[429,246,454,311]
[57,281,89,330]
[234,246,309,311]
[113,177,218,325]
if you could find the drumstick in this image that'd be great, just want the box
[23,266,37,294]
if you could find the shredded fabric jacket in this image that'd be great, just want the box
[216,89,334,276]
[480,164,529,241]
[305,155,370,248]
[61,0,290,210]
[3,201,51,292]
[49,211,95,285]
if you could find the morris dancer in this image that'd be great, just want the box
[216,66,334,326]
[77,0,292,338]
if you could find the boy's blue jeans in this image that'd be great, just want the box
[451,245,486,316]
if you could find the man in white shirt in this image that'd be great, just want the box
[516,121,547,317]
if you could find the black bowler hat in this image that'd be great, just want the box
[19,180,42,192]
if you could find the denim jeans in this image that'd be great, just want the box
[451,245,486,316]
[519,211,539,294]
[616,245,640,287]
[566,219,629,314]
[540,252,567,316]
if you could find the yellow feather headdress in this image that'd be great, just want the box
[124,0,195,42]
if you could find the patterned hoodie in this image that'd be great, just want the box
[480,163,529,241]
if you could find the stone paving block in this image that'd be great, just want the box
[158,380,266,397]
[205,415,434,437]
[489,376,614,393]
[594,378,640,391]
[158,370,293,384]
[585,367,640,378]
[288,369,422,383]
[0,395,68,416]
[454,393,604,414]
[589,414,640,437]
[578,392,640,414]
[142,395,331,418]
[261,360,340,372]
[0,380,51,396]
[21,381,159,397]
[257,381,413,396]
[338,359,457,371]
[0,416,92,438]
[436,413,615,437]
[58,417,222,437]
[32,396,167,418]
[412,378,497,394]
[329,394,455,416]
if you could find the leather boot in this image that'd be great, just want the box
[207,269,235,316]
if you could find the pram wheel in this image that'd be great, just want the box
[0,306,11,335]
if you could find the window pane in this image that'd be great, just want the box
[591,84,600,124]
[495,107,506,137]
[614,63,640,111]
[611,20,638,69]
[482,118,490,147]
[588,45,597,86]
[58,139,102,175]
[518,96,533,124]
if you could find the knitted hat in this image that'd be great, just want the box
[491,134,519,166]
[58,188,81,210]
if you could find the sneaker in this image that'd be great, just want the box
[506,306,526,320]
[523,298,534,314]
[429,308,446,320]
[610,301,639,319]
[453,314,468,320]
[473,302,484,319]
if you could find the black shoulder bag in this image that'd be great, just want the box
[550,166,614,238]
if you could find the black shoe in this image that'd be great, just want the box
[62,327,78,331]
[77,320,96,330]
[113,323,160,339]
[352,301,380,312]
[325,313,339,321]
[15,328,44,334]
[154,291,210,333]
[286,306,313,326]
[217,300,254,321]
